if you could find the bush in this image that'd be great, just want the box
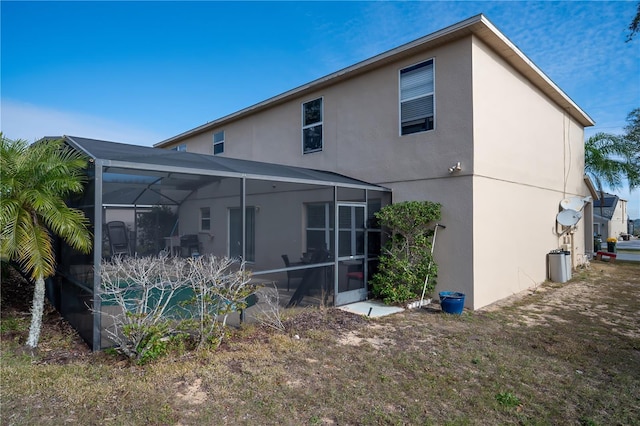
[178,256,255,350]
[370,201,441,305]
[98,255,257,363]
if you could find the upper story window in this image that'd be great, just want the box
[302,98,323,154]
[213,131,224,155]
[171,144,187,152]
[400,59,434,135]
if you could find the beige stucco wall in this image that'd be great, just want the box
[170,38,475,187]
[163,33,591,310]
[169,38,478,304]
[389,176,475,306]
[470,36,589,309]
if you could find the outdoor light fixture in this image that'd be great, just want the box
[448,162,461,173]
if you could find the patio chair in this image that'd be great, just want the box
[106,221,130,257]
[281,254,305,291]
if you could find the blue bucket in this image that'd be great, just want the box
[439,291,465,315]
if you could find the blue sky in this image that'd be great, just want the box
[1,1,639,217]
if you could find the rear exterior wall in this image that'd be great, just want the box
[171,37,478,305]
[470,35,589,309]
[165,34,589,310]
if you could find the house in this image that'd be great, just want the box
[155,14,596,310]
[593,192,629,240]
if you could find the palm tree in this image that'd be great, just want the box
[586,131,638,185]
[626,2,640,42]
[585,129,639,225]
[1,135,92,349]
[586,132,635,183]
[623,108,640,166]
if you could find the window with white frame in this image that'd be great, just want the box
[171,144,187,152]
[200,207,211,232]
[302,98,323,154]
[400,59,434,135]
[213,131,224,155]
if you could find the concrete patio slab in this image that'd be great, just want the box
[338,300,405,318]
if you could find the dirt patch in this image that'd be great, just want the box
[174,378,208,405]
[337,330,395,349]
[281,307,369,337]
[491,263,640,339]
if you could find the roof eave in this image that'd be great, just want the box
[583,175,600,200]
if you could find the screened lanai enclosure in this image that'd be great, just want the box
[48,136,391,350]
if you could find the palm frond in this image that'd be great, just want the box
[1,135,91,280]
[585,132,638,190]
[17,219,55,280]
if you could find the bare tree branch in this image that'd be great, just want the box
[97,254,258,361]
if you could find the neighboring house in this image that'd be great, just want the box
[593,193,629,240]
[155,14,596,310]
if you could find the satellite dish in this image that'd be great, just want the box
[556,209,582,227]
[560,197,585,211]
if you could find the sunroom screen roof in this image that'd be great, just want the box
[63,135,389,191]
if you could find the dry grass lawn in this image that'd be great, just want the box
[1,260,639,425]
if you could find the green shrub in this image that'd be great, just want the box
[371,201,441,305]
[495,391,521,408]
[121,319,170,365]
